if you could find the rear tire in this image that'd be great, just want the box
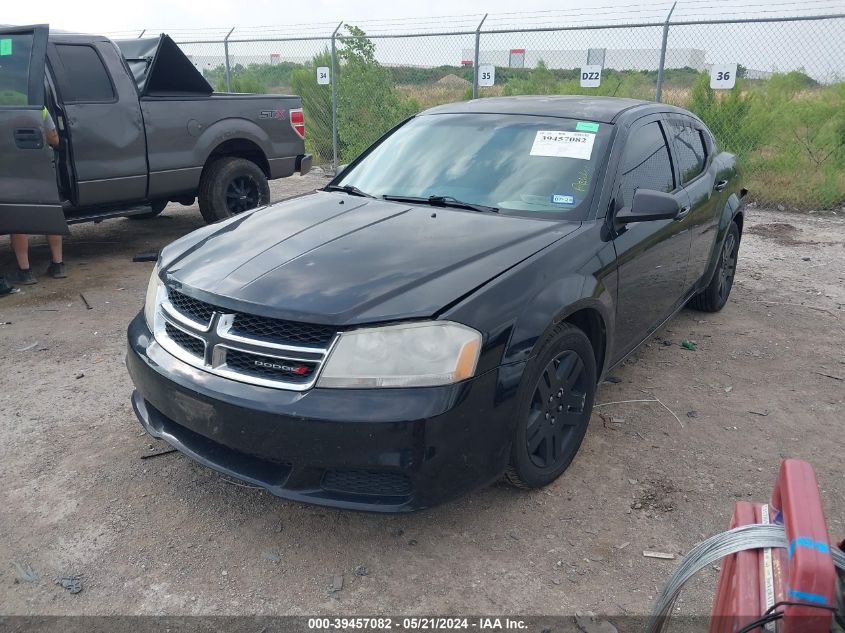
[129,199,167,220]
[198,157,270,224]
[689,222,740,312]
[505,322,597,489]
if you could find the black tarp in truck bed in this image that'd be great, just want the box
[115,34,213,96]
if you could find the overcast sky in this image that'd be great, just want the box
[10,0,844,35]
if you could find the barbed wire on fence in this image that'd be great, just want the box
[107,4,845,210]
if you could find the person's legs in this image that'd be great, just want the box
[10,234,30,270]
[8,235,36,285]
[46,235,66,279]
[47,235,63,264]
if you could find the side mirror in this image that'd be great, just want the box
[615,189,680,226]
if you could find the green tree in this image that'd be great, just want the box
[335,25,419,161]
[290,49,335,162]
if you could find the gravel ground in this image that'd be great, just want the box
[1,172,843,617]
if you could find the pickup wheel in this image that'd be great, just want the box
[129,199,167,220]
[689,221,740,312]
[199,157,270,223]
[505,323,596,490]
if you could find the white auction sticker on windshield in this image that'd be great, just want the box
[530,131,595,160]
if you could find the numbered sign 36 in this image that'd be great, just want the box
[478,65,495,87]
[710,63,737,89]
[580,65,602,88]
[317,66,330,85]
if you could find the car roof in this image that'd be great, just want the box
[48,31,112,45]
[422,95,660,124]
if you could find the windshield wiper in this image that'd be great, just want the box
[324,184,375,198]
[382,194,498,213]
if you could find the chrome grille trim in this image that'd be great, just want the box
[152,285,338,391]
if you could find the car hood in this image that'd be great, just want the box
[162,191,579,325]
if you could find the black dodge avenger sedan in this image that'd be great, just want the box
[127,96,745,511]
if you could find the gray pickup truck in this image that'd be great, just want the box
[0,25,310,235]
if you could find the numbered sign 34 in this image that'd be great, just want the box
[478,65,495,87]
[317,66,330,85]
[580,65,602,88]
[710,63,737,89]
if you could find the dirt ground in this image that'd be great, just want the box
[1,172,843,618]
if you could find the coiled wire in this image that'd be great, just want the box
[648,524,845,633]
[647,524,788,633]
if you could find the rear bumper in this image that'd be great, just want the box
[126,314,520,512]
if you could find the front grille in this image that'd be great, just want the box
[224,349,316,383]
[231,313,337,348]
[157,285,335,390]
[321,470,413,497]
[168,289,215,325]
[165,322,205,358]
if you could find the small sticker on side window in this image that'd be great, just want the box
[551,194,575,205]
[0,39,12,56]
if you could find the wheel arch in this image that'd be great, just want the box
[700,192,745,291]
[502,277,614,379]
[561,306,608,381]
[195,118,273,178]
[204,138,270,178]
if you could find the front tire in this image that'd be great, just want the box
[689,222,740,312]
[198,157,270,224]
[505,323,597,489]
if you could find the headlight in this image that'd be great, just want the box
[144,265,163,330]
[317,321,481,388]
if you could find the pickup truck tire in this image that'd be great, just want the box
[689,222,740,312]
[505,323,596,489]
[129,200,168,220]
[199,157,270,223]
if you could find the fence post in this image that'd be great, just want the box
[655,1,676,103]
[331,21,343,172]
[224,28,235,93]
[472,14,488,100]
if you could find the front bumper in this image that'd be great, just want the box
[126,314,522,512]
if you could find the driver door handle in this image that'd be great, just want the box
[14,128,43,150]
[714,179,728,191]
[676,205,691,219]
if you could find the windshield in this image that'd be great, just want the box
[336,113,612,218]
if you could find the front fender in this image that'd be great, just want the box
[442,222,615,386]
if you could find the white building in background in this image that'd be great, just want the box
[460,47,707,71]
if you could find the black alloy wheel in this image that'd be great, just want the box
[717,230,738,305]
[225,175,261,215]
[506,323,597,489]
[526,351,588,468]
[688,221,741,312]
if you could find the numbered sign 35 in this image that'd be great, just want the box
[478,65,495,87]
[580,65,602,88]
[317,66,330,85]
[710,63,737,89]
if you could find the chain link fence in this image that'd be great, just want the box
[118,10,845,210]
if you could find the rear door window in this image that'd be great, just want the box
[617,120,675,208]
[671,123,707,184]
[54,44,115,103]
[0,33,34,105]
